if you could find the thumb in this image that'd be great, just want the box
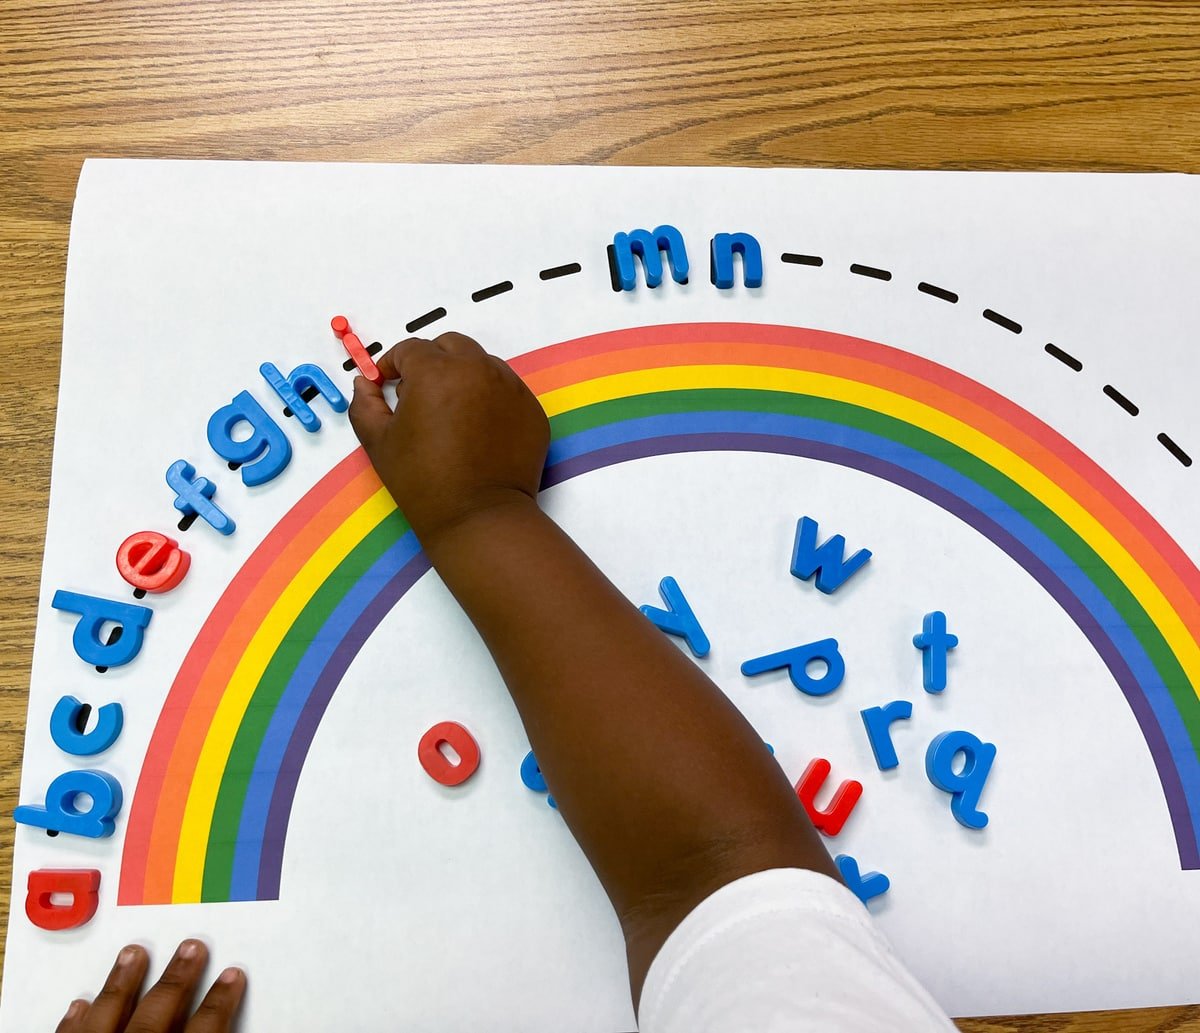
[347,376,394,453]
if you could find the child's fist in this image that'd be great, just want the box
[348,333,550,549]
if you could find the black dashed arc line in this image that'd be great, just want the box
[781,253,1190,469]
[279,247,1199,530]
[174,244,1193,554]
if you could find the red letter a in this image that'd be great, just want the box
[26,869,100,930]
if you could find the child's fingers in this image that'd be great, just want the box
[347,376,395,453]
[183,967,246,1033]
[75,944,148,1033]
[122,939,208,1032]
[53,998,90,1033]
[374,336,444,381]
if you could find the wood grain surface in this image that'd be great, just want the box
[2,1,1198,1027]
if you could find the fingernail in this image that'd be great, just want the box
[219,966,243,984]
[117,945,140,968]
[64,999,85,1018]
[178,939,201,960]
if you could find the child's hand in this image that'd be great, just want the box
[348,332,550,549]
[56,940,244,1033]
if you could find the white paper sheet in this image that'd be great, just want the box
[3,160,1199,1030]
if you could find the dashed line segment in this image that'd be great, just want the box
[983,309,1022,334]
[472,281,514,303]
[406,307,447,334]
[1104,385,1140,417]
[311,251,1188,471]
[918,282,958,304]
[540,263,582,280]
[1045,344,1083,372]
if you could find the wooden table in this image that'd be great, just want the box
[2,1,1198,1028]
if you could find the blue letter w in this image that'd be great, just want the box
[790,516,872,594]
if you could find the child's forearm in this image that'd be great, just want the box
[347,335,837,1001]
[424,495,838,996]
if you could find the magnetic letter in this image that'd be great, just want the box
[709,232,763,289]
[329,316,383,385]
[166,460,236,535]
[25,869,101,931]
[206,390,293,487]
[790,516,872,594]
[860,700,913,771]
[741,638,845,696]
[913,610,958,693]
[116,530,191,593]
[520,750,557,809]
[417,721,480,787]
[14,769,124,838]
[50,695,123,756]
[610,225,689,290]
[51,591,152,668]
[639,576,710,657]
[926,729,996,829]
[834,854,890,906]
[795,758,863,836]
[260,361,349,431]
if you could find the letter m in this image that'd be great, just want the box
[609,225,689,291]
[790,516,872,594]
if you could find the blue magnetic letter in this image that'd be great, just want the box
[520,750,557,809]
[639,576,710,657]
[50,695,123,756]
[14,769,123,838]
[790,516,872,594]
[206,390,293,487]
[51,591,152,669]
[913,611,958,693]
[926,729,996,830]
[260,362,348,432]
[610,225,689,290]
[710,232,763,289]
[834,854,891,905]
[860,700,913,771]
[741,638,845,696]
[166,460,236,535]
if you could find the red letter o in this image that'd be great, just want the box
[418,722,480,787]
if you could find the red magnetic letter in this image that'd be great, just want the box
[25,869,100,930]
[795,758,863,836]
[116,531,191,593]
[418,721,480,787]
[331,315,383,384]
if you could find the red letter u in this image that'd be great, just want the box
[795,758,863,836]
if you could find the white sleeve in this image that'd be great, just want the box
[638,868,956,1033]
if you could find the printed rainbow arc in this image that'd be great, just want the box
[116,322,1200,905]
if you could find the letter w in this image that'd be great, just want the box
[790,516,872,594]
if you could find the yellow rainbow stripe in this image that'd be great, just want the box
[172,485,395,900]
